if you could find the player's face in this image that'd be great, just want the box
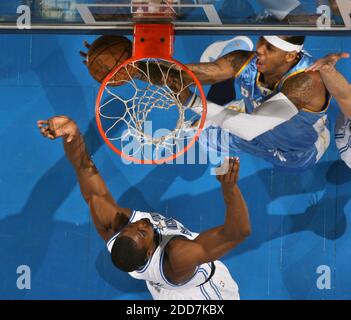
[119,218,155,251]
[255,37,290,74]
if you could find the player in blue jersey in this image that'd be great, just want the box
[37,115,251,300]
[186,36,331,171]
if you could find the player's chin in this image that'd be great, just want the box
[256,64,267,73]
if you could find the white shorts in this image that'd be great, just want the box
[146,260,240,300]
[335,114,351,168]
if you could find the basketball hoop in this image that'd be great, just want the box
[96,18,207,164]
[131,0,178,20]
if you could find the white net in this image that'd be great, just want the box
[132,0,180,18]
[97,58,204,162]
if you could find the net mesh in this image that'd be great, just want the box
[132,0,179,18]
[97,58,203,162]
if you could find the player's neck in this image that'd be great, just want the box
[152,229,160,251]
[262,61,297,89]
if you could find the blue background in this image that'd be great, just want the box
[0,31,350,299]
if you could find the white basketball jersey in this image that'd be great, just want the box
[335,114,351,168]
[106,210,215,291]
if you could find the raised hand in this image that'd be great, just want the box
[216,157,240,202]
[37,116,79,143]
[306,52,350,72]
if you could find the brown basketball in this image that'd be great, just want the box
[87,35,133,85]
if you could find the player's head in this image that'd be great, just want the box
[110,218,156,272]
[256,35,306,74]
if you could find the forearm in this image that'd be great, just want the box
[320,67,351,99]
[192,185,250,263]
[63,130,91,171]
[137,61,226,87]
[319,68,351,117]
[63,132,126,237]
[136,60,195,95]
[223,185,251,240]
[63,131,105,200]
[186,63,230,84]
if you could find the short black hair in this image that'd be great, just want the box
[281,36,306,45]
[111,236,148,272]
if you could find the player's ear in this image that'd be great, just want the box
[146,247,153,259]
[286,51,298,63]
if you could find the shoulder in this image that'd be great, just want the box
[163,237,199,283]
[164,237,194,265]
[281,71,326,112]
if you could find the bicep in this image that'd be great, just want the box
[77,165,131,239]
[281,72,326,111]
[170,229,242,272]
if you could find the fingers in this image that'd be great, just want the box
[216,157,240,183]
[306,52,350,72]
[230,157,240,183]
[216,157,230,180]
[306,60,323,72]
[307,61,332,72]
[79,50,87,58]
[329,53,348,64]
[38,115,74,139]
[305,65,314,72]
[80,50,88,65]
[38,123,55,140]
[37,120,48,128]
[226,157,239,183]
[224,158,234,183]
[84,41,91,49]
[80,41,91,66]
[340,52,350,59]
[306,61,325,72]
[37,120,53,138]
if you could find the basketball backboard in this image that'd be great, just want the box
[0,0,350,34]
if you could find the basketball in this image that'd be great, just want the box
[87,35,133,85]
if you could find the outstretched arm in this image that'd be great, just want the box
[306,52,351,118]
[37,116,131,241]
[131,50,253,89]
[80,40,252,86]
[166,158,251,281]
[186,50,253,84]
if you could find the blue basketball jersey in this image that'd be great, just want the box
[224,53,331,170]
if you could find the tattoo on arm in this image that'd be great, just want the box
[136,61,190,88]
[221,50,253,75]
[186,63,223,83]
[187,50,253,84]
[136,50,252,85]
[281,73,314,109]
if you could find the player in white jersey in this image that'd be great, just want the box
[307,52,351,168]
[37,116,251,300]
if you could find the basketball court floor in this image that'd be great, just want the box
[0,0,351,299]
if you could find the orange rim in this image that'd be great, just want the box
[96,57,207,165]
